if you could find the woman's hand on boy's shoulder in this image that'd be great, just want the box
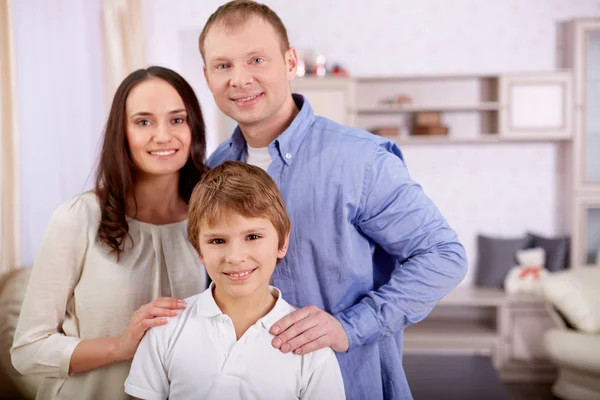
[270,305,349,355]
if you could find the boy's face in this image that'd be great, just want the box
[199,213,289,300]
[202,16,297,133]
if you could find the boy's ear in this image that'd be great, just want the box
[277,231,291,258]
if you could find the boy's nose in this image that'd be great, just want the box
[225,244,247,265]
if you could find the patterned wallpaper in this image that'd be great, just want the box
[144,0,600,285]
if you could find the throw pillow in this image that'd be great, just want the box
[475,234,532,288]
[527,232,570,272]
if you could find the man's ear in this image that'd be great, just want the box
[285,48,298,80]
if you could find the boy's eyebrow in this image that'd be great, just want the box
[202,227,269,237]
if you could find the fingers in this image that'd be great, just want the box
[272,312,319,349]
[130,297,186,328]
[132,317,168,340]
[282,326,328,354]
[293,333,328,355]
[150,297,187,310]
[270,306,313,335]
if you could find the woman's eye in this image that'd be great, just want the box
[136,120,150,126]
[209,238,225,244]
[172,117,184,124]
[247,234,261,241]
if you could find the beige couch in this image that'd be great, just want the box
[0,267,40,400]
[543,267,600,400]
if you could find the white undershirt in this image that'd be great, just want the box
[245,145,272,171]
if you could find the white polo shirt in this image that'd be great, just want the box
[124,285,346,400]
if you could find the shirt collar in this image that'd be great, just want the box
[195,282,291,332]
[227,94,316,166]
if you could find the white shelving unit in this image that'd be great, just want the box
[563,18,600,267]
[403,287,556,383]
[292,72,573,144]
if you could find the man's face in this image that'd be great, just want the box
[198,213,289,301]
[203,17,297,133]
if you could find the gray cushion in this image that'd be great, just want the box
[527,232,570,272]
[475,234,531,288]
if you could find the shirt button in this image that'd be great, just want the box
[285,153,292,159]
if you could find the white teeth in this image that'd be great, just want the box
[150,150,176,156]
[229,270,251,277]
[235,95,258,102]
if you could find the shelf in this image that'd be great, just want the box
[388,135,570,145]
[404,319,498,344]
[357,102,499,114]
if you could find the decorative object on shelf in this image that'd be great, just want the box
[379,94,413,106]
[313,53,326,77]
[412,111,448,136]
[526,232,570,271]
[330,64,349,77]
[504,248,548,295]
[475,234,531,288]
[369,126,399,137]
[296,51,306,78]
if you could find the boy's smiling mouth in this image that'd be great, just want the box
[223,267,259,281]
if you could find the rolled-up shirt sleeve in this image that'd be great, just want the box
[11,198,89,377]
[336,143,468,349]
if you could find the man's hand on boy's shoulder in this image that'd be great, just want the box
[270,305,349,355]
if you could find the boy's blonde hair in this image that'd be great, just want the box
[188,161,291,256]
[198,0,290,60]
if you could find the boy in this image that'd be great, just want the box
[124,161,345,400]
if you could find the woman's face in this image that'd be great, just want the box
[125,78,191,178]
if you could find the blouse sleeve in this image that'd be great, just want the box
[11,196,90,378]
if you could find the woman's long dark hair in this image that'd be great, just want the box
[95,66,208,259]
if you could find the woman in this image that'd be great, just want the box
[11,66,208,399]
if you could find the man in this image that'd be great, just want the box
[200,1,468,398]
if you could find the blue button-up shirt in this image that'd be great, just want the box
[208,95,467,399]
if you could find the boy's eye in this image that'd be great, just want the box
[209,238,225,244]
[136,119,151,126]
[247,234,261,241]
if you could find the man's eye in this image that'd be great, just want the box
[247,234,261,241]
[217,64,229,70]
[209,238,225,244]
[136,120,150,126]
[252,58,264,64]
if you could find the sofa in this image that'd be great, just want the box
[543,266,600,400]
[0,267,40,400]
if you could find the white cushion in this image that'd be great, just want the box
[544,329,600,373]
[543,267,600,334]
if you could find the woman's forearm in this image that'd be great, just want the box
[69,337,126,374]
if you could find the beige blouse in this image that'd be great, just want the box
[11,192,207,400]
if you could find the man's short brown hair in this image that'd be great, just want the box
[187,161,291,256]
[198,0,290,60]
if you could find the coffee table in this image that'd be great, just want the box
[404,354,510,400]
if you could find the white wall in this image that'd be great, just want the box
[12,0,600,280]
[143,0,600,285]
[12,0,105,266]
